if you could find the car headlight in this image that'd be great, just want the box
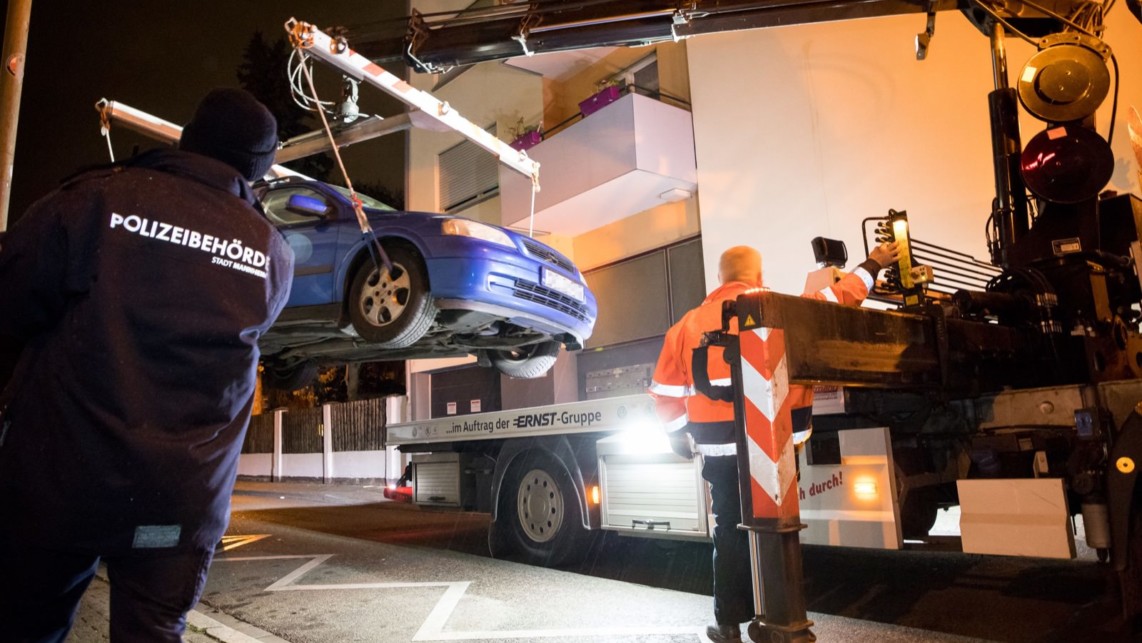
[441,219,515,248]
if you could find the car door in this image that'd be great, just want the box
[260,185,342,310]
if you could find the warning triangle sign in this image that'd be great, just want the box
[744,314,756,327]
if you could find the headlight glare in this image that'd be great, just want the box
[441,219,515,248]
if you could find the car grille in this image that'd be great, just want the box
[521,237,576,273]
[511,280,591,322]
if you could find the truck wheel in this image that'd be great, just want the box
[488,340,561,379]
[348,245,435,348]
[495,451,589,567]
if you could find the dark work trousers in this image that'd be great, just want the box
[0,543,214,643]
[702,453,753,626]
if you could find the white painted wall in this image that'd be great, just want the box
[332,451,389,479]
[688,10,1142,296]
[407,62,544,220]
[237,452,391,481]
[238,453,271,478]
[282,454,324,479]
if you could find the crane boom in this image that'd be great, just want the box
[284,18,540,186]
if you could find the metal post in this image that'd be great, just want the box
[987,21,1029,266]
[273,409,285,481]
[0,0,33,231]
[322,403,334,483]
[730,314,815,643]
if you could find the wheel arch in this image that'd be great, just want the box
[337,234,428,324]
[488,435,592,532]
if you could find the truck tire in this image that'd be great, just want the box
[487,340,561,379]
[494,451,589,567]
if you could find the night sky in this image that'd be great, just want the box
[1,1,412,225]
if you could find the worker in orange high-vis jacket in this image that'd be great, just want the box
[648,242,899,643]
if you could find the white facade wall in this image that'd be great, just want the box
[237,449,397,481]
[238,453,272,478]
[332,451,390,479]
[282,454,324,479]
[688,11,1142,295]
[407,63,544,221]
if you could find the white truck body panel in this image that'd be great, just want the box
[386,395,659,446]
[796,427,904,549]
[596,433,710,540]
[390,396,910,548]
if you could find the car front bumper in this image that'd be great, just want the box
[425,254,596,344]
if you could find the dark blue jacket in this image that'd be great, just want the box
[0,149,293,552]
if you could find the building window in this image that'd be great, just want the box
[575,237,704,400]
[611,53,659,97]
[583,237,704,349]
[439,125,499,212]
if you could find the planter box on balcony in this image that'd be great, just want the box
[509,130,543,151]
[579,85,623,117]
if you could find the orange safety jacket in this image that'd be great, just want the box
[648,264,878,455]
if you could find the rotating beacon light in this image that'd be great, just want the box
[1017,33,1115,204]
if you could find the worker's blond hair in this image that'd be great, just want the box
[719,246,762,286]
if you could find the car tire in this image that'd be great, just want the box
[488,340,561,379]
[348,245,435,348]
[262,359,318,391]
[494,451,590,568]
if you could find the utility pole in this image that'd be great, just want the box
[0,0,33,232]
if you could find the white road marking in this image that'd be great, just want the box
[415,625,709,641]
[414,580,471,640]
[262,554,333,591]
[215,554,709,641]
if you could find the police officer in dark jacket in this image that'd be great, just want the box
[0,88,294,642]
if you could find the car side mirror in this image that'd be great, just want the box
[285,193,332,218]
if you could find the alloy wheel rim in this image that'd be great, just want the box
[361,263,410,327]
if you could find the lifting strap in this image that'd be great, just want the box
[290,32,393,276]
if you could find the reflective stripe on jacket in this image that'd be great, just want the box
[648,265,876,451]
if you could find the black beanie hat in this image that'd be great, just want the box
[179,88,278,181]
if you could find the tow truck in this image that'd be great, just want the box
[96,6,1142,638]
[372,1,1142,640]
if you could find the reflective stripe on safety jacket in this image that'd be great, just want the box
[648,266,876,454]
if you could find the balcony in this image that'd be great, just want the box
[499,92,697,237]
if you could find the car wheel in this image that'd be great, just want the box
[348,245,435,348]
[488,340,561,379]
[262,359,318,391]
[492,451,590,567]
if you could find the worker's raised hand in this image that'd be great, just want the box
[869,241,901,269]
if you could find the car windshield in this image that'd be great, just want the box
[329,185,396,211]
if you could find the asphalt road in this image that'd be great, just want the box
[194,481,1137,643]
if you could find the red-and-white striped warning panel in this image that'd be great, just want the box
[740,326,800,521]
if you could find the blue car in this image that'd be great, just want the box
[254,177,597,389]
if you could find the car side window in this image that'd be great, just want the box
[262,187,331,227]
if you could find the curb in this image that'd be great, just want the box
[187,605,291,643]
